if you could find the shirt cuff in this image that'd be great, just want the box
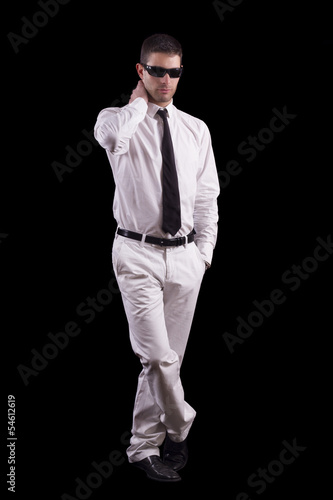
[130,97,148,113]
[196,241,214,267]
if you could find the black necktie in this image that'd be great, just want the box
[157,108,181,236]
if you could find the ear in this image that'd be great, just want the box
[136,63,144,80]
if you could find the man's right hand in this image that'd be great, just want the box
[129,80,149,104]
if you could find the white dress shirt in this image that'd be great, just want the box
[94,98,219,264]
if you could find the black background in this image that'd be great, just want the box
[2,0,332,498]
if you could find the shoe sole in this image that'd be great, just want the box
[146,473,182,482]
[131,462,181,482]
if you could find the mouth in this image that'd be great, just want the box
[158,88,171,93]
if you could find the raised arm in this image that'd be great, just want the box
[94,81,148,155]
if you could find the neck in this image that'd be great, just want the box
[148,95,172,108]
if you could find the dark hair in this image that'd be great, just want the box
[140,33,183,65]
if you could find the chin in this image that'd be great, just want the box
[155,92,173,102]
[147,89,174,106]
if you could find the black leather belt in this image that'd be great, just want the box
[117,228,196,247]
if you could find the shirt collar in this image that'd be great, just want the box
[147,100,174,118]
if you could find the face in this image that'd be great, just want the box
[137,52,182,107]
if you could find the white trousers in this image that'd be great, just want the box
[112,234,206,463]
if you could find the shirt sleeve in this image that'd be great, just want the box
[94,98,148,154]
[193,122,220,265]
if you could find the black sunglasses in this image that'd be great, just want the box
[141,63,183,78]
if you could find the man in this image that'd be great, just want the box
[94,33,219,482]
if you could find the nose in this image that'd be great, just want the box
[160,73,171,85]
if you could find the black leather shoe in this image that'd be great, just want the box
[162,435,188,471]
[131,455,181,482]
